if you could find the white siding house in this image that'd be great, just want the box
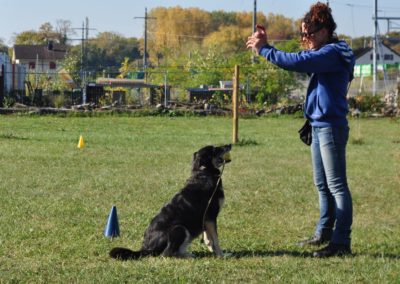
[12,44,67,77]
[354,42,400,77]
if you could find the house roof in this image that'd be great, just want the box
[353,42,400,59]
[13,44,68,61]
[353,47,371,59]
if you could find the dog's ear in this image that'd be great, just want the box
[192,146,215,171]
[192,151,201,171]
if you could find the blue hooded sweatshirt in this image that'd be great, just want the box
[259,40,355,127]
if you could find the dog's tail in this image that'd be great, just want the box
[109,247,155,260]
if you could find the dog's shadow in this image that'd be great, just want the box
[193,250,314,259]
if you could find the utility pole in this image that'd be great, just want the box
[372,9,400,96]
[85,17,89,42]
[135,8,156,74]
[253,0,257,36]
[252,0,257,63]
[80,20,87,104]
[232,65,240,144]
[373,0,378,96]
[72,18,95,103]
[164,71,168,107]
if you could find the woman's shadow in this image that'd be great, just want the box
[194,250,400,259]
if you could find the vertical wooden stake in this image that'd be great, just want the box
[232,65,239,144]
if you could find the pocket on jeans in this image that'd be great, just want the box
[332,126,349,145]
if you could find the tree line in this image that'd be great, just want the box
[2,7,399,105]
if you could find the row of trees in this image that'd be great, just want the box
[2,7,400,106]
[12,21,72,45]
[145,8,302,63]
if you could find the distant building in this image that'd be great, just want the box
[187,81,245,102]
[0,53,13,93]
[12,44,67,77]
[353,42,400,77]
[0,52,26,92]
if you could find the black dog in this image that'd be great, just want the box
[109,144,232,260]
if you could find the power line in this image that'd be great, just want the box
[148,32,206,39]
[330,0,400,10]
[329,0,373,9]
[147,31,296,44]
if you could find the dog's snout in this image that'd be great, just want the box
[224,144,232,151]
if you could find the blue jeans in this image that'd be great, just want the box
[311,126,353,245]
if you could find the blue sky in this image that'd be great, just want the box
[1,0,399,45]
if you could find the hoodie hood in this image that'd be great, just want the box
[332,40,355,81]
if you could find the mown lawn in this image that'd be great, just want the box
[0,115,399,283]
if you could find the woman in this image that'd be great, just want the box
[246,2,355,258]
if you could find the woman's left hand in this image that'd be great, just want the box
[246,25,268,54]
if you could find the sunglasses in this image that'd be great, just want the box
[300,27,323,39]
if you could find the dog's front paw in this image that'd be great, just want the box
[214,250,224,257]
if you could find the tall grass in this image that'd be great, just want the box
[0,115,399,283]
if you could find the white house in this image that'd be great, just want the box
[12,44,67,77]
[353,42,400,77]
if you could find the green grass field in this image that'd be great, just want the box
[0,115,399,283]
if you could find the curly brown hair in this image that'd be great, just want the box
[302,2,337,41]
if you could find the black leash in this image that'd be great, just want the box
[202,162,225,231]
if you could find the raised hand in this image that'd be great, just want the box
[246,24,268,54]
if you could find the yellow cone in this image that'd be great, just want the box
[77,135,85,149]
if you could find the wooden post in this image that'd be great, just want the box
[232,65,239,144]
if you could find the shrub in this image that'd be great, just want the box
[352,93,385,112]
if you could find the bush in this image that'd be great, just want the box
[351,93,385,112]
